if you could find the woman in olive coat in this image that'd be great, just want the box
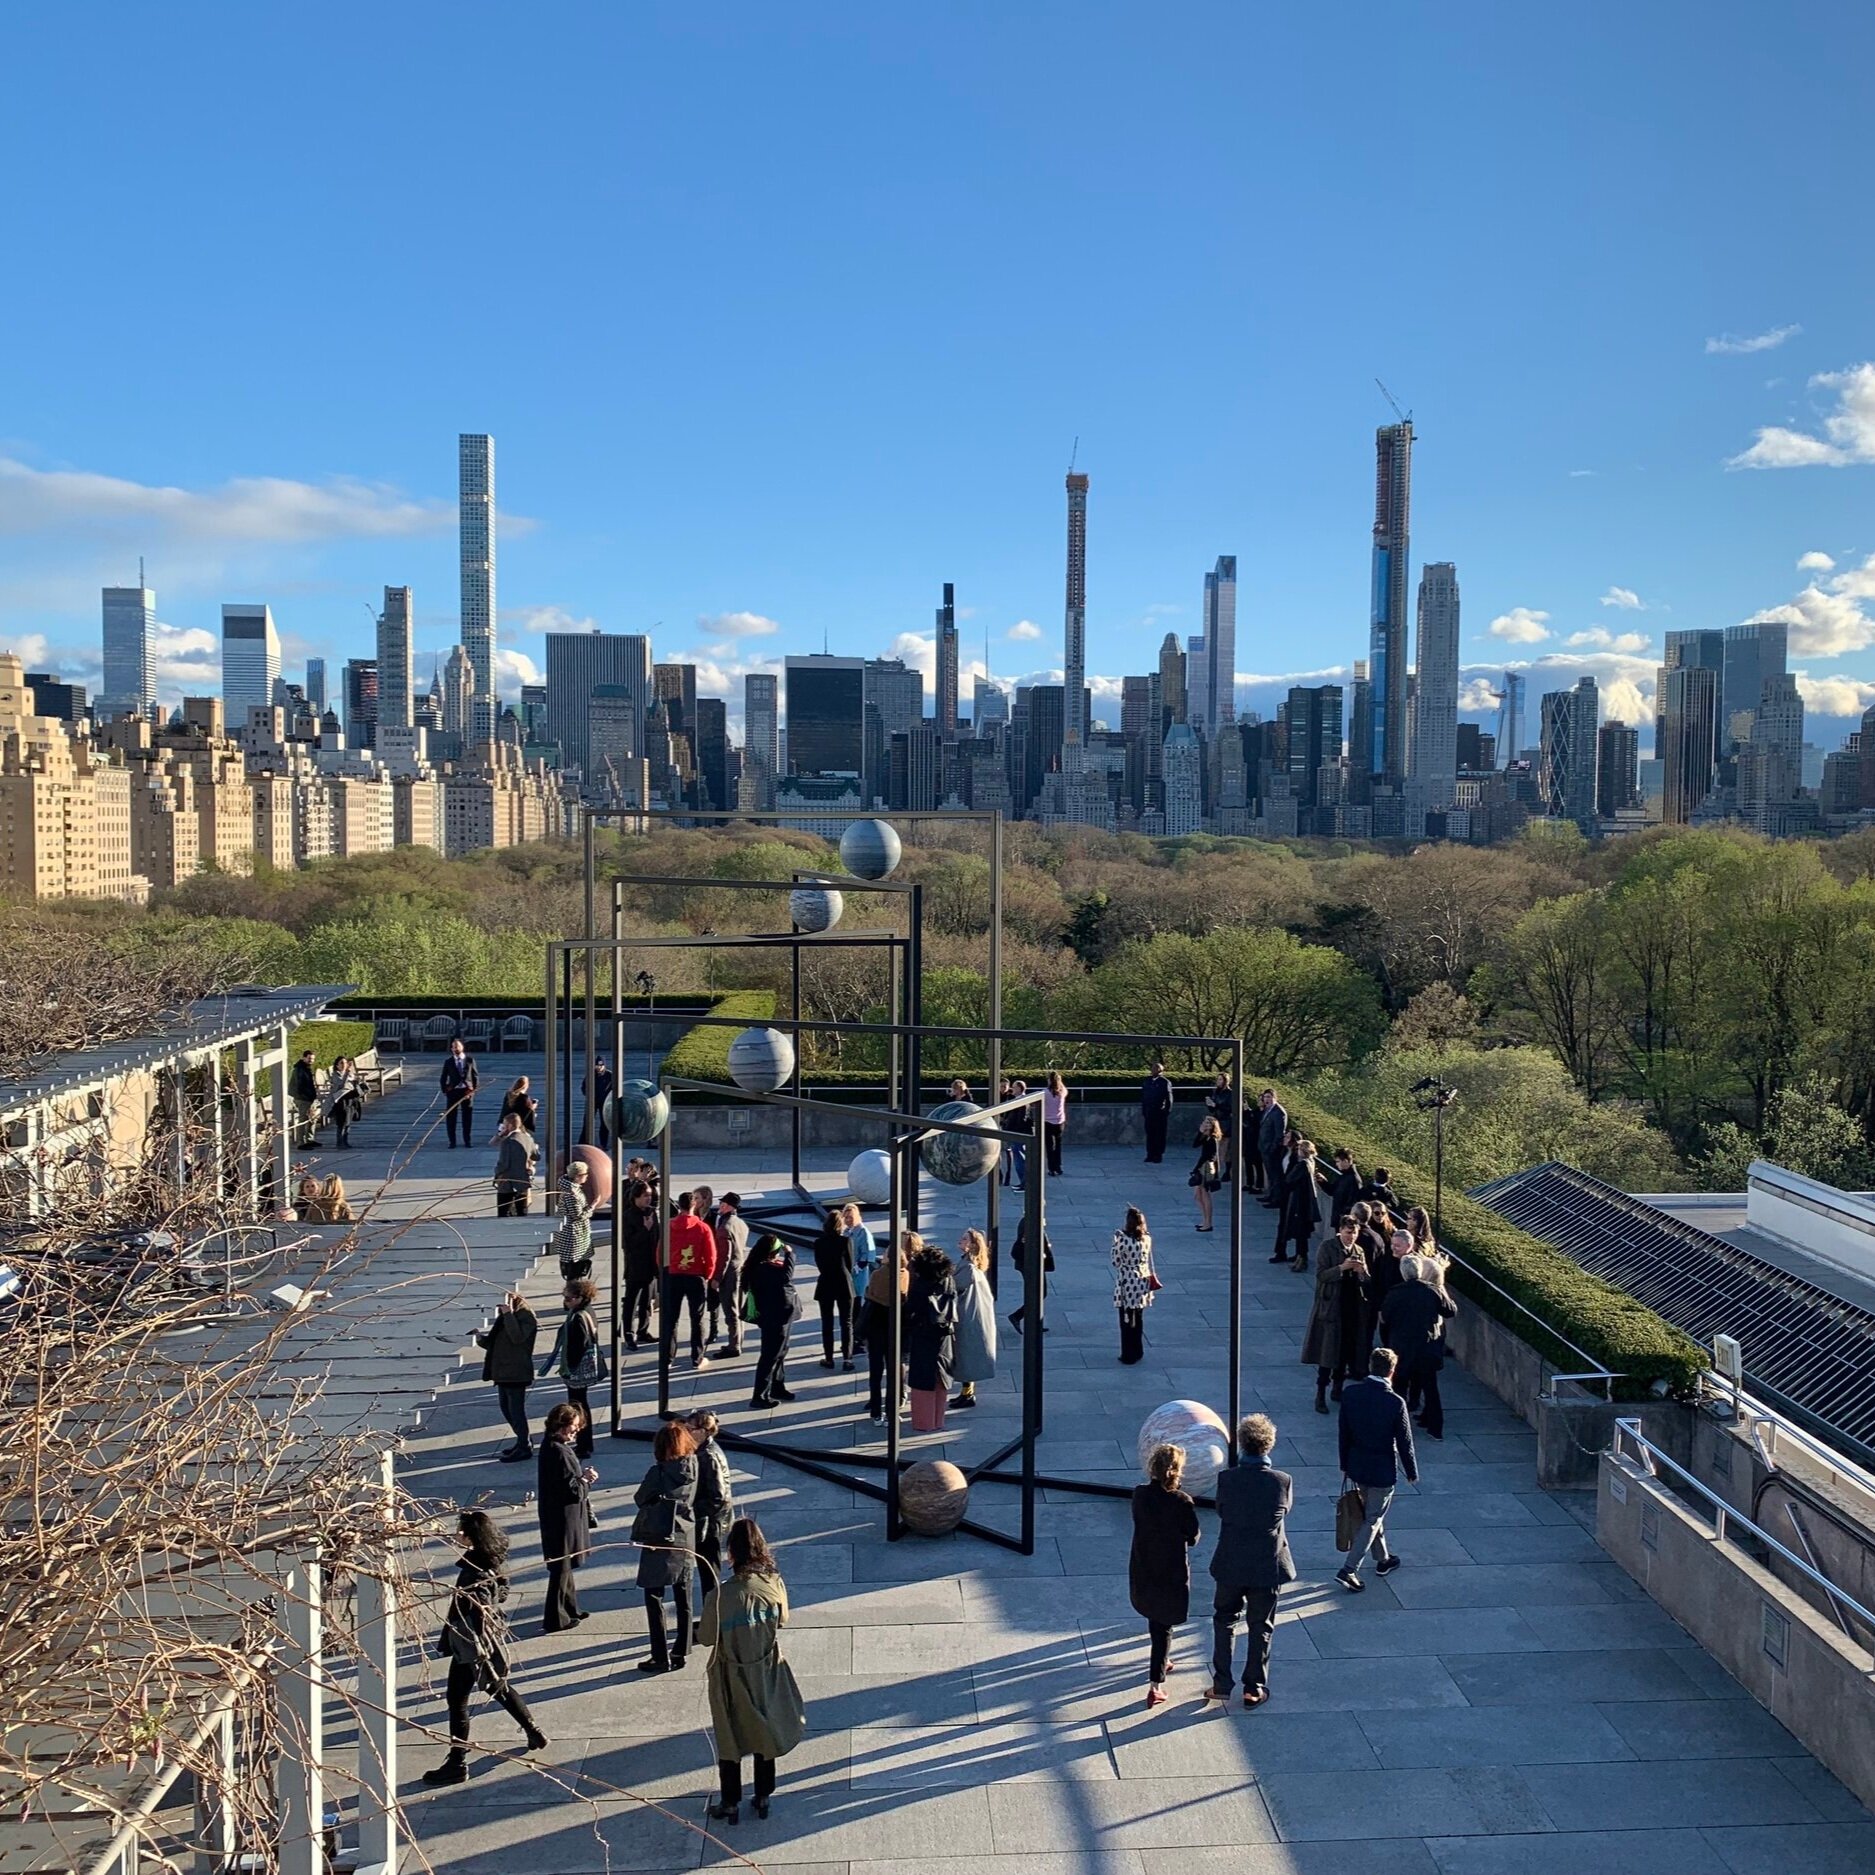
[701,1517,807,1826]
[1130,1443,1202,1707]
[634,1420,699,1673]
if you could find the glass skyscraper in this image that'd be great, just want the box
[221,604,280,725]
[377,586,414,732]
[1369,421,1414,783]
[101,581,155,719]
[459,433,496,743]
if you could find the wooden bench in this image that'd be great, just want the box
[353,1048,404,1097]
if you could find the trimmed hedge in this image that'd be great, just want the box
[289,1020,377,1070]
[660,992,780,1086]
[332,993,694,1014]
[1277,1084,1705,1399]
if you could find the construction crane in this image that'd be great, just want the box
[1067,435,1079,474]
[1375,378,1412,425]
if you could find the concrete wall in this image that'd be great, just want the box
[1598,1447,1875,1810]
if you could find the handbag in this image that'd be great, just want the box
[561,1311,607,1387]
[1146,1271,1164,1293]
[1334,1480,1366,1551]
[631,1494,675,1548]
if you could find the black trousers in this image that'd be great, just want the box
[565,1385,593,1457]
[1211,1582,1280,1694]
[496,1383,530,1450]
[1406,1359,1444,1436]
[497,1183,529,1217]
[644,1580,692,1668]
[820,1294,851,1361]
[1044,1122,1064,1175]
[865,1302,899,1414]
[1119,1307,1145,1365]
[1143,1113,1169,1162]
[752,1319,791,1404]
[1148,1620,1173,1684]
[625,1269,657,1342]
[444,1659,537,1748]
[543,1554,580,1631]
[718,1755,776,1806]
[446,1097,474,1147]
[661,1273,708,1363]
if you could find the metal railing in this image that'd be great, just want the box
[1701,1370,1875,1513]
[1611,1415,1875,1657]
[1437,1242,1623,1400]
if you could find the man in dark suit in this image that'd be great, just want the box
[1256,1090,1288,1207]
[1336,1347,1418,1591]
[1139,1061,1173,1164]
[1328,1147,1362,1225]
[1205,1414,1296,1707]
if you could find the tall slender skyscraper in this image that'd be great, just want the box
[1659,664,1718,824]
[1412,561,1460,809]
[305,657,327,713]
[101,576,155,719]
[221,604,280,723]
[744,672,780,807]
[1158,632,1187,727]
[936,582,959,739]
[1063,472,1089,750]
[377,585,414,732]
[459,433,496,743]
[1369,420,1414,783]
[1201,556,1238,730]
[1497,671,1526,768]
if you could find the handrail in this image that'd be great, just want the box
[1611,1415,1875,1651]
[1702,1371,1875,1509]
[1437,1243,1622,1399]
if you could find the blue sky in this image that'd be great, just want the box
[6,3,1875,749]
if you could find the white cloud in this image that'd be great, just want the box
[1488,607,1552,644]
[0,455,453,542]
[1566,627,1651,654]
[1599,586,1645,611]
[1798,551,1837,573]
[1458,676,1505,713]
[1795,672,1875,718]
[697,610,780,640]
[0,631,53,668]
[1744,583,1875,657]
[1006,619,1043,642]
[503,604,599,636]
[1567,468,1596,478]
[1706,323,1802,356]
[1727,362,1875,469]
[493,647,541,696]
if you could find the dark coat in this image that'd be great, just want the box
[1379,1279,1457,1368]
[693,1437,735,1561]
[537,1438,590,1566]
[1210,1458,1297,1589]
[1329,1166,1362,1224]
[1256,1101,1288,1157]
[623,1206,661,1285]
[1128,1483,1200,1626]
[905,1271,958,1392]
[633,1454,698,1590]
[436,1555,514,1691]
[1339,1375,1419,1488]
[441,1052,479,1099]
[811,1226,856,1305]
[1359,1175,1397,1213]
[289,1059,317,1103]
[748,1250,799,1327]
[1279,1157,1325,1239]
[1301,1241,1367,1366]
[1368,1247,1407,1320]
[477,1304,538,1386]
[1140,1072,1173,1118]
[493,1128,535,1190]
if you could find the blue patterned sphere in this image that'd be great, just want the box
[847,1149,893,1206]
[919,1099,1001,1186]
[840,818,902,881]
[726,1026,797,1093]
[604,1078,669,1145]
[789,886,845,933]
[1137,1400,1231,1496]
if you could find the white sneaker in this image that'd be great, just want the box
[693,1355,711,1370]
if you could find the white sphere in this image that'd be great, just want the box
[789,886,844,933]
[726,1026,797,1093]
[847,1149,893,1206]
[1137,1399,1232,1497]
[840,818,903,881]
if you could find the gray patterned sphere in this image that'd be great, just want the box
[847,1149,893,1206]
[1137,1399,1231,1497]
[789,886,845,933]
[604,1078,670,1145]
[726,1026,797,1093]
[840,818,902,881]
[919,1099,1002,1186]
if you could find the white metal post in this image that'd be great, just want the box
[271,1025,292,1210]
[192,1706,237,1875]
[353,1449,399,1875]
[275,1554,325,1875]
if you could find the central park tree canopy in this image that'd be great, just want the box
[26,816,1875,1190]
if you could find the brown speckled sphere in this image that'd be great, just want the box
[899,1459,969,1536]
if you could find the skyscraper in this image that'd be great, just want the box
[1658,628,1725,762]
[1284,685,1346,809]
[221,605,280,723]
[785,655,866,777]
[653,662,698,743]
[1200,555,1237,730]
[744,672,780,807]
[936,582,959,739]
[377,585,414,732]
[1597,720,1641,817]
[1158,632,1187,727]
[1539,676,1599,828]
[1659,664,1718,824]
[458,433,496,743]
[1184,632,1208,733]
[1369,420,1414,783]
[1063,472,1089,749]
[305,657,327,713]
[1497,671,1526,767]
[101,578,155,718]
[343,657,379,748]
[693,696,729,811]
[545,630,652,778]
[973,676,1008,728]
[1162,722,1202,835]
[1412,562,1460,809]
[1722,622,1790,749]
[439,645,474,739]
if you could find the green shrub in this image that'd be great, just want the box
[288,1020,376,1070]
[660,991,779,1085]
[1278,1084,1705,1398]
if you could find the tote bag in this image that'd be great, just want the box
[1334,1480,1366,1551]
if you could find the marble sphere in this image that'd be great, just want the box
[726,1026,797,1093]
[840,818,903,881]
[847,1149,893,1207]
[1137,1399,1231,1497]
[899,1459,969,1536]
[789,886,845,933]
[604,1078,670,1145]
[558,1144,614,1209]
[919,1099,1002,1186]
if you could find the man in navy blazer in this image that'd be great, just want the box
[1205,1414,1296,1707]
[1336,1347,1418,1591]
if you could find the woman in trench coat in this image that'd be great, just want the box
[949,1229,998,1408]
[1301,1214,1370,1415]
[1130,1442,1202,1707]
[701,1516,807,1825]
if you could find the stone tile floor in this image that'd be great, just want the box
[316,1078,1875,1873]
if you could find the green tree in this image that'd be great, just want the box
[1503,892,1617,1099]
[1701,1076,1875,1191]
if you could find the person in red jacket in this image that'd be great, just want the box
[663,1189,719,1370]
